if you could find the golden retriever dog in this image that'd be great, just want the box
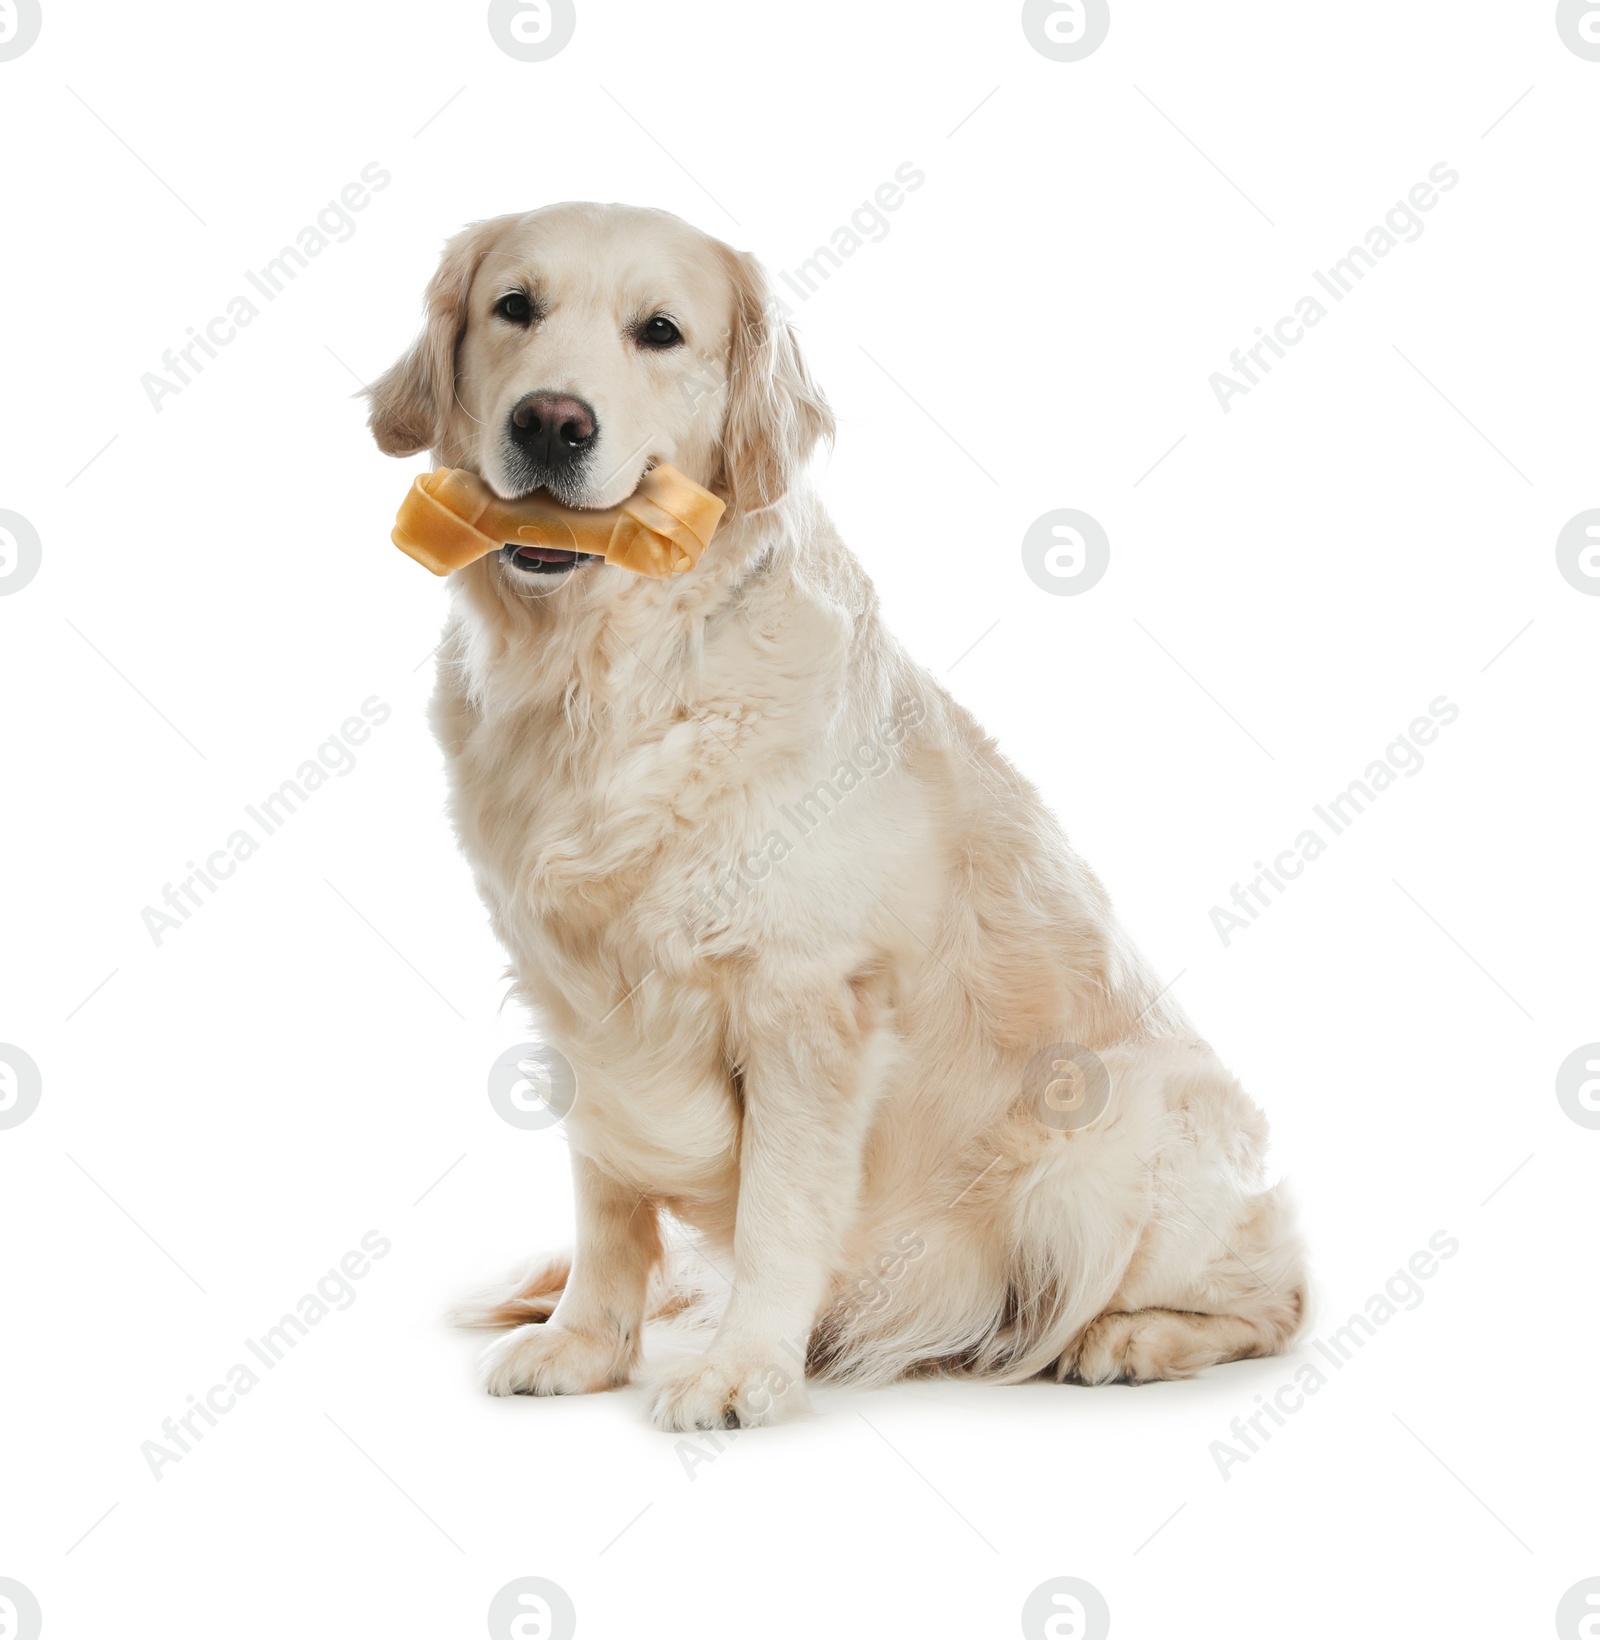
[366,202,1307,1431]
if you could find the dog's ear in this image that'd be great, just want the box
[365,218,508,457]
[715,247,836,515]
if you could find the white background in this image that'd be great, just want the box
[2,2,1597,1636]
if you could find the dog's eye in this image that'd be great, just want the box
[638,315,683,349]
[495,292,534,326]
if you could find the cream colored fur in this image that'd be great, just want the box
[368,202,1308,1431]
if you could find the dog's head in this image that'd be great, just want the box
[366,202,834,580]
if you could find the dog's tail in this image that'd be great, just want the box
[450,1239,728,1337]
[451,1251,573,1330]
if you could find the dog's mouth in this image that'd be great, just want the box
[495,461,661,577]
[499,542,600,576]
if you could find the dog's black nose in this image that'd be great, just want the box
[508,392,598,469]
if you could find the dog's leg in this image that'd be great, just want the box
[480,1155,660,1397]
[1067,1175,1306,1383]
[1063,1042,1308,1384]
[1071,1303,1297,1384]
[646,974,893,1431]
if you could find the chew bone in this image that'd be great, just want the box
[391,463,725,579]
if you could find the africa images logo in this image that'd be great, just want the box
[1208,163,1460,413]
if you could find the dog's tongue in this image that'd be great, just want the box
[514,545,575,563]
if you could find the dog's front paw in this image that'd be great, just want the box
[646,1351,808,1431]
[480,1323,634,1398]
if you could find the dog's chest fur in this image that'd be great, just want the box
[437,547,879,936]
[427,556,895,1195]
